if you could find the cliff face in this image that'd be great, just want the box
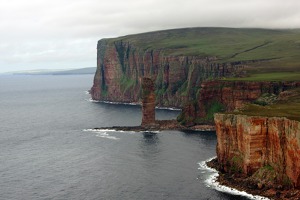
[90,40,245,107]
[215,113,300,188]
[179,81,300,125]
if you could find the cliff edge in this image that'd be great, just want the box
[215,114,300,186]
[178,80,300,126]
[212,88,300,199]
[90,27,300,125]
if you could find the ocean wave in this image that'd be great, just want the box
[83,128,117,132]
[83,128,162,135]
[155,106,181,111]
[198,157,270,200]
[83,129,120,140]
[86,98,101,103]
[87,98,181,110]
[143,130,160,134]
[87,99,140,106]
[95,132,120,140]
[102,100,140,106]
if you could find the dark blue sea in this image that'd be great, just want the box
[0,75,250,200]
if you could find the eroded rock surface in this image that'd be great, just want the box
[179,80,300,125]
[214,113,300,188]
[90,39,246,108]
[141,77,156,126]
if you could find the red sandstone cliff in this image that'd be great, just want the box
[179,81,300,125]
[214,113,300,188]
[141,77,156,126]
[90,40,246,108]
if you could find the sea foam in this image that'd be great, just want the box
[198,157,270,200]
[83,128,117,132]
[95,132,120,140]
[83,129,120,140]
[87,98,182,110]
[87,98,140,106]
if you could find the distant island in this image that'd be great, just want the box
[5,67,96,75]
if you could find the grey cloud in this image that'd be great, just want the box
[0,0,300,73]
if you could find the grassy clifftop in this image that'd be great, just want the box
[104,27,300,80]
[232,88,300,121]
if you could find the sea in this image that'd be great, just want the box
[0,74,263,200]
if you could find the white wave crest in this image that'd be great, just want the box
[83,128,137,134]
[87,99,181,110]
[142,130,160,134]
[95,132,120,140]
[83,128,117,132]
[198,157,270,200]
[100,101,140,106]
[88,99,140,106]
[86,98,101,103]
[155,106,181,111]
[83,129,120,140]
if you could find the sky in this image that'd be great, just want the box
[0,0,300,73]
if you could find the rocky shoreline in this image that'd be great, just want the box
[207,158,300,200]
[93,120,216,132]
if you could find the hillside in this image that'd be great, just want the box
[91,27,300,125]
[232,87,300,121]
[107,27,300,79]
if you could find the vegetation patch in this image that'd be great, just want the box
[249,164,293,189]
[195,101,225,124]
[253,93,278,106]
[230,155,243,173]
[107,27,300,81]
[232,88,300,121]
[251,165,276,181]
[171,80,186,95]
[223,72,300,81]
[120,75,136,93]
[101,85,108,97]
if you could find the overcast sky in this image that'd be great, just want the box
[0,0,299,73]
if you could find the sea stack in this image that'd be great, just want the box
[141,77,156,127]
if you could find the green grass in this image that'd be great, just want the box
[106,28,300,61]
[232,88,300,121]
[103,27,300,81]
[120,75,136,93]
[223,72,300,81]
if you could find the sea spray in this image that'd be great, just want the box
[198,157,270,200]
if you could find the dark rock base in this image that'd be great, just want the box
[207,158,300,200]
[94,120,216,132]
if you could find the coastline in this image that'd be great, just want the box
[87,95,299,199]
[88,98,182,111]
[199,157,270,200]
[92,120,216,132]
[205,158,300,200]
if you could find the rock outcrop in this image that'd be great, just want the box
[179,80,300,125]
[141,77,156,126]
[214,113,300,188]
[90,28,300,126]
[90,39,246,108]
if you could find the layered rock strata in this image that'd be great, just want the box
[90,40,246,108]
[179,81,300,125]
[214,113,300,188]
[141,77,156,126]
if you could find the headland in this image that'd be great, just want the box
[90,27,300,199]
